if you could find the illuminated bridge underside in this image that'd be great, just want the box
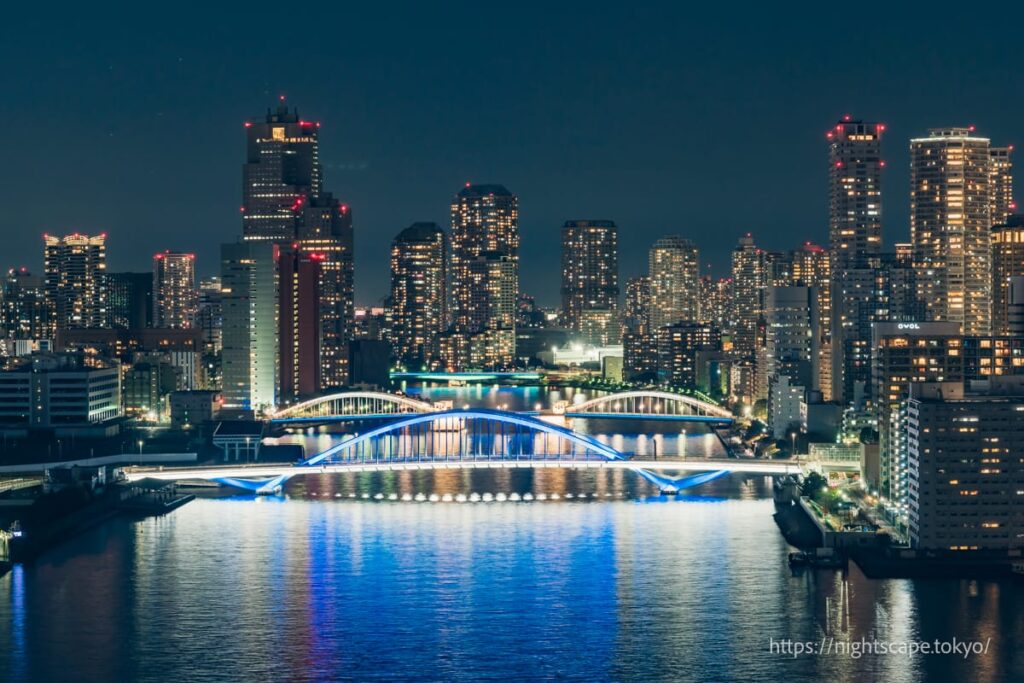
[271,391,434,422]
[566,391,733,422]
[130,459,799,494]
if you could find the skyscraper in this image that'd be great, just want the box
[242,100,321,241]
[648,236,699,330]
[107,272,153,329]
[992,214,1024,335]
[390,222,447,368]
[448,184,518,369]
[560,220,619,345]
[911,127,993,334]
[2,268,49,339]
[989,146,1015,226]
[220,241,278,415]
[623,276,651,335]
[295,195,355,388]
[730,234,768,357]
[827,118,884,270]
[43,233,108,333]
[235,101,355,392]
[153,251,197,329]
[278,247,321,402]
[827,118,884,404]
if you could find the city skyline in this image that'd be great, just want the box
[4,6,1024,306]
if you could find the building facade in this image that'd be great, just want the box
[560,220,619,345]
[43,233,108,333]
[153,251,197,329]
[390,223,447,368]
[648,236,699,331]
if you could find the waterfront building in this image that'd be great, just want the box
[220,241,278,415]
[907,379,1024,552]
[43,233,108,333]
[107,272,153,330]
[390,222,447,368]
[560,220,619,345]
[623,331,658,382]
[278,247,321,402]
[3,268,50,340]
[768,374,805,440]
[771,244,832,397]
[992,214,1024,335]
[0,352,121,436]
[730,234,768,357]
[153,251,197,329]
[911,127,993,335]
[648,236,699,330]
[242,100,322,241]
[872,321,963,512]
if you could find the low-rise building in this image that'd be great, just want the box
[0,353,121,436]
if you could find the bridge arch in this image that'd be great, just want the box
[272,391,435,420]
[565,390,733,419]
[300,408,624,467]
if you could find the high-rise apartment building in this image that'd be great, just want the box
[623,276,651,335]
[43,233,108,333]
[560,220,619,345]
[278,247,321,402]
[648,236,699,330]
[992,214,1024,335]
[827,118,885,405]
[730,234,768,357]
[242,100,322,241]
[3,268,49,340]
[828,118,884,270]
[654,322,720,388]
[390,223,447,368]
[153,251,197,329]
[448,184,518,369]
[911,127,993,335]
[989,146,1015,226]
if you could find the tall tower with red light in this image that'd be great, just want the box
[827,117,884,270]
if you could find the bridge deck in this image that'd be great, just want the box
[125,457,805,483]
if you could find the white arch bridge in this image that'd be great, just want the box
[129,409,801,495]
[271,391,435,423]
[562,390,733,423]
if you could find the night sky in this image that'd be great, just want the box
[3,5,1023,306]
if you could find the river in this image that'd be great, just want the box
[0,384,1022,682]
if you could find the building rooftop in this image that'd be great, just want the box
[456,184,512,198]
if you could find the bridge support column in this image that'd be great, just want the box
[211,473,295,495]
[632,468,730,494]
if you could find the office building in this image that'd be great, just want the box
[220,241,278,415]
[242,100,321,241]
[107,272,153,329]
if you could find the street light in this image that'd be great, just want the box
[137,440,144,455]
